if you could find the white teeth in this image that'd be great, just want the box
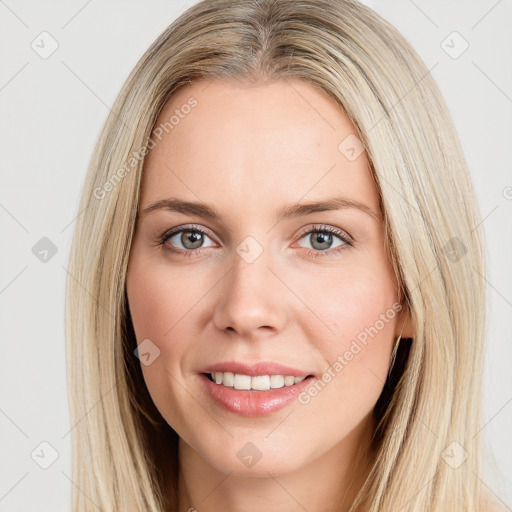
[269,375,284,388]
[222,371,234,387]
[251,375,270,390]
[209,372,309,390]
[284,375,295,386]
[234,374,251,390]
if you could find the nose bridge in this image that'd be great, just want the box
[212,233,288,337]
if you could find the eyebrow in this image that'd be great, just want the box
[141,196,381,222]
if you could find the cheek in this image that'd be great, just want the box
[126,250,204,348]
[126,253,201,432]
[296,262,398,406]
[125,251,193,376]
[299,257,398,338]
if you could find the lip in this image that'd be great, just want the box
[197,360,314,378]
[199,373,315,417]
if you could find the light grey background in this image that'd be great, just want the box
[0,0,510,510]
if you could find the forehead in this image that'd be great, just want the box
[140,78,379,214]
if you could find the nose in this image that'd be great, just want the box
[212,245,290,340]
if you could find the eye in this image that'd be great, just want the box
[159,224,216,257]
[158,223,353,259]
[296,225,353,257]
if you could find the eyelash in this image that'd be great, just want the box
[158,224,353,259]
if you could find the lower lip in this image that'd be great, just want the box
[199,374,315,417]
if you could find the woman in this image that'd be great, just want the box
[64,0,506,510]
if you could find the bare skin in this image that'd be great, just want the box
[126,78,414,512]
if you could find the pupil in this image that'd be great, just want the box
[183,231,203,249]
[312,232,332,250]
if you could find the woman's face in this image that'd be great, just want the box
[126,78,412,477]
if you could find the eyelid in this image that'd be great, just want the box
[161,223,217,242]
[295,224,353,243]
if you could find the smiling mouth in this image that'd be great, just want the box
[202,372,314,391]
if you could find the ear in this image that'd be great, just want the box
[395,303,415,339]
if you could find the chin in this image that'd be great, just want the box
[195,437,308,477]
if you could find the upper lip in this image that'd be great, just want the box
[198,361,314,378]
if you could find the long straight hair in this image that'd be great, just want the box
[64,0,500,510]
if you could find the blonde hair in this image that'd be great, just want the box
[64,0,503,510]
